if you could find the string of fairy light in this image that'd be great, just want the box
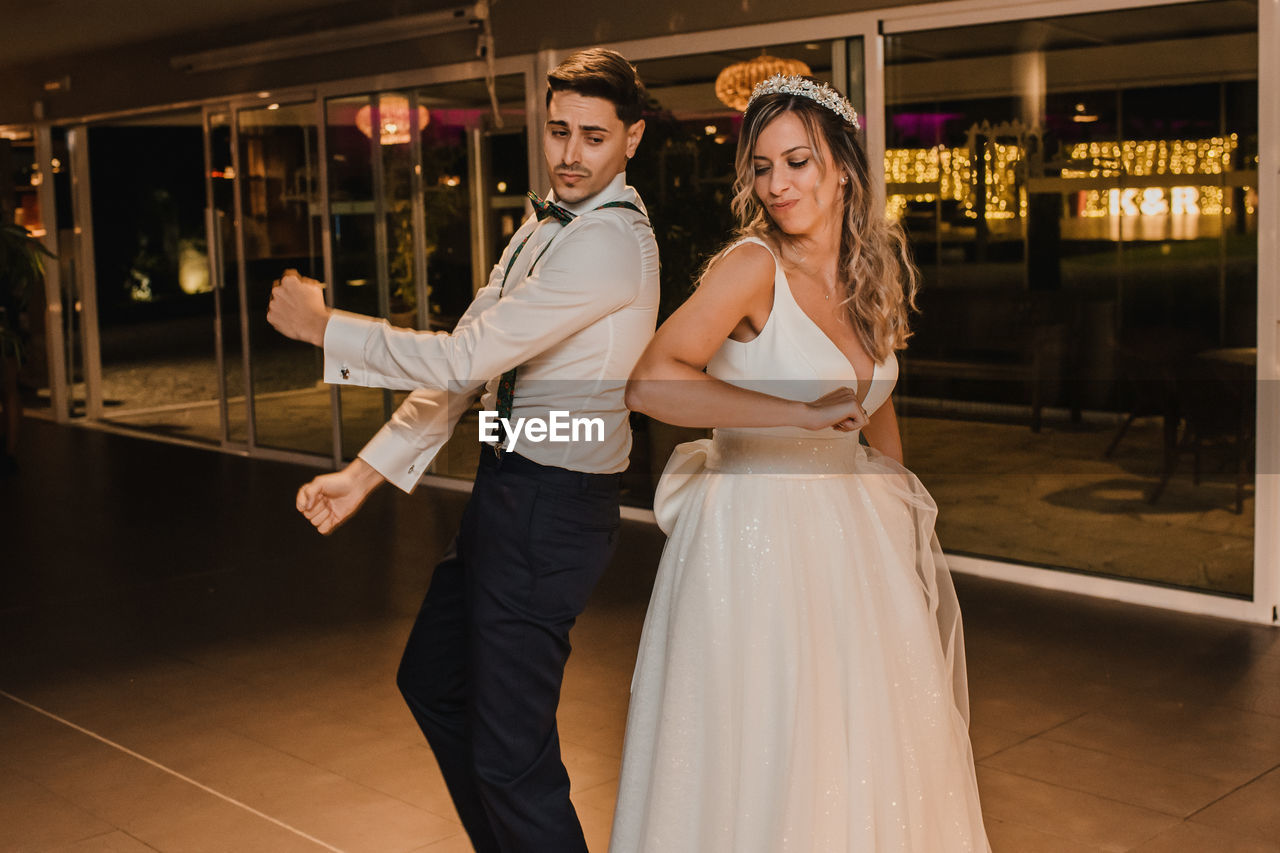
[883,135,1256,222]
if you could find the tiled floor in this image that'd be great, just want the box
[2,418,1278,852]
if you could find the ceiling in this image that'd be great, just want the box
[0,0,424,69]
[887,0,1258,62]
[4,0,1257,73]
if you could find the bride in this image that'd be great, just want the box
[611,75,990,852]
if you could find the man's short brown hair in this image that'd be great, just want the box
[546,48,646,126]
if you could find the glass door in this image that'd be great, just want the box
[324,76,528,467]
[46,127,78,420]
[882,0,1259,595]
[232,99,330,456]
[61,78,530,467]
[325,90,418,459]
[206,106,246,445]
[80,109,226,444]
[1,126,72,421]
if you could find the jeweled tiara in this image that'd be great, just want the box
[747,73,859,128]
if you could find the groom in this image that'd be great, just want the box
[267,49,657,852]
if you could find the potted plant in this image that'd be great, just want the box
[0,221,55,473]
[387,198,418,327]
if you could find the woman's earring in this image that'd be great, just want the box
[840,175,849,185]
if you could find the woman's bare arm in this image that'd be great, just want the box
[861,396,904,464]
[625,242,868,432]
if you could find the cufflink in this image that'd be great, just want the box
[408,465,415,474]
[340,367,350,380]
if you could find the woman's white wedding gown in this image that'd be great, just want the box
[610,238,990,852]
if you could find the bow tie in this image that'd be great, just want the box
[528,191,576,225]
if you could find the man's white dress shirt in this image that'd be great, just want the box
[324,172,660,491]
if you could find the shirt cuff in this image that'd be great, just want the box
[357,426,435,493]
[323,310,376,385]
[356,388,460,493]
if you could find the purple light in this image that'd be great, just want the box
[891,112,966,142]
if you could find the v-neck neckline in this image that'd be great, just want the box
[775,260,877,403]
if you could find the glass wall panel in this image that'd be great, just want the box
[326,92,409,459]
[885,0,1259,594]
[326,76,527,470]
[417,77,529,480]
[0,127,60,424]
[1,129,36,462]
[625,40,862,505]
[208,109,247,444]
[237,101,329,455]
[47,128,77,417]
[85,110,226,444]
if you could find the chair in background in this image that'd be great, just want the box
[1105,327,1198,486]
[1161,348,1256,514]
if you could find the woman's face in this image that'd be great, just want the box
[751,110,843,238]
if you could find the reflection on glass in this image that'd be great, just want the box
[2,127,68,417]
[623,40,859,505]
[86,110,227,444]
[326,76,528,469]
[51,127,77,416]
[208,111,246,444]
[885,0,1258,594]
[237,101,330,455]
[327,92,408,458]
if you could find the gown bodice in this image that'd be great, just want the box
[705,237,898,443]
[698,235,899,480]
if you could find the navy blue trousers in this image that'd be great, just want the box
[397,449,622,853]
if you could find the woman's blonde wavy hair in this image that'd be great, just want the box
[707,88,918,361]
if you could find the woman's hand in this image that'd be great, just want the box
[800,387,869,432]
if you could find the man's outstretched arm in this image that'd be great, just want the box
[287,249,511,532]
[267,216,642,393]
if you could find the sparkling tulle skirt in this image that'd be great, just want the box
[610,431,990,853]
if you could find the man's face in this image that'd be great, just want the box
[543,90,645,204]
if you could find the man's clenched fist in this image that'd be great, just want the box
[267,268,330,346]
[296,458,386,535]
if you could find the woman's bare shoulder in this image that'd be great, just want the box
[701,239,776,295]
